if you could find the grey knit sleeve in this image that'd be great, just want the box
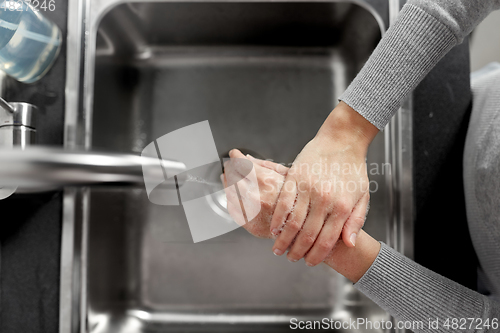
[355,243,500,333]
[339,0,500,130]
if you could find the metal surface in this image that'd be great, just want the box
[0,96,15,114]
[0,102,37,137]
[385,3,413,331]
[61,1,413,333]
[0,101,38,199]
[0,147,185,188]
[11,103,37,129]
[385,0,414,259]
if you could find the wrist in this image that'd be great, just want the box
[323,230,380,283]
[317,101,379,156]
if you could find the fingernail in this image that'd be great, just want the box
[350,233,357,246]
[271,228,279,235]
[246,154,256,159]
[287,257,298,263]
[273,248,284,256]
[305,262,314,267]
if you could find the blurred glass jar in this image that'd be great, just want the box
[0,1,62,83]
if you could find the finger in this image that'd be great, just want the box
[223,171,251,207]
[286,205,326,262]
[229,150,254,179]
[304,211,346,267]
[232,159,253,180]
[223,173,243,219]
[222,170,239,199]
[269,177,297,235]
[341,192,370,247]
[227,200,246,227]
[271,191,309,257]
[224,150,249,180]
[224,181,240,206]
[229,149,244,158]
[238,166,262,222]
[246,154,289,175]
[224,159,250,187]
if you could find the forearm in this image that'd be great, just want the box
[247,223,499,332]
[244,221,381,283]
[340,0,500,130]
[322,230,380,283]
[355,243,500,332]
[316,101,379,156]
[340,4,457,130]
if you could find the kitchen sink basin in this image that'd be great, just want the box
[61,1,413,332]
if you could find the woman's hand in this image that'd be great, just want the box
[269,102,379,266]
[222,149,288,240]
[222,149,381,283]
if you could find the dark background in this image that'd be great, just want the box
[413,40,478,290]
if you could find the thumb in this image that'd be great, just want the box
[342,192,370,247]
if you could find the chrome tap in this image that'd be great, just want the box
[0,97,37,148]
[0,97,185,199]
[0,97,37,199]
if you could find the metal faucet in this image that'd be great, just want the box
[0,147,185,189]
[0,97,37,148]
[0,97,37,199]
[0,97,185,199]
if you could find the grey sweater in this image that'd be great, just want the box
[340,0,500,130]
[340,0,500,331]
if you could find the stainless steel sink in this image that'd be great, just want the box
[61,1,413,332]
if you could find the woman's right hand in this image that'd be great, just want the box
[222,149,381,283]
[222,149,287,240]
[269,102,379,266]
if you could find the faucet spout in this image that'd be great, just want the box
[0,147,186,190]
